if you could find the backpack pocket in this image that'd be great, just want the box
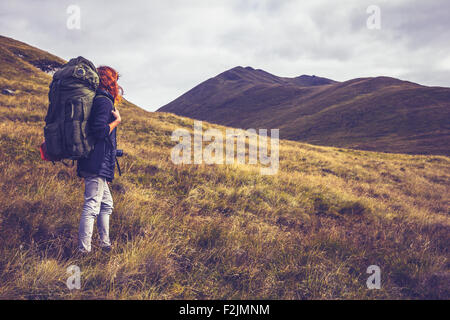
[44,122,63,158]
[64,98,87,158]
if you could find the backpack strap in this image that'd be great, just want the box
[94,93,115,110]
[116,158,122,176]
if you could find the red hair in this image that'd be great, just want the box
[97,66,123,105]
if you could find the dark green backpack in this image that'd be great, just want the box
[43,56,99,161]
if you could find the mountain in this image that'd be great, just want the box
[158,66,450,156]
[0,35,449,299]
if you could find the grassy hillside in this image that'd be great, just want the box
[158,66,450,156]
[0,35,449,299]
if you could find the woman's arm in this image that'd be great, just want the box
[89,97,115,140]
[109,108,121,133]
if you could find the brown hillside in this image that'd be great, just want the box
[158,67,450,155]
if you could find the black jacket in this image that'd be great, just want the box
[77,89,117,182]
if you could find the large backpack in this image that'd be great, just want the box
[43,56,99,161]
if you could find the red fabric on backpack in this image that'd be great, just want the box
[40,141,53,161]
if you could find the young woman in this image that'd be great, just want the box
[77,66,122,253]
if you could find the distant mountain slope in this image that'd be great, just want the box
[158,66,450,156]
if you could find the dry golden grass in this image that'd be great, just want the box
[0,35,448,299]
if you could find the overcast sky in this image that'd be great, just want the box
[1,0,449,111]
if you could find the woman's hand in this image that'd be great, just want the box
[109,108,122,133]
[112,108,121,123]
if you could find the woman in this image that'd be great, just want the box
[77,66,122,253]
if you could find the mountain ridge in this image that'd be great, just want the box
[158,66,450,156]
[216,66,337,87]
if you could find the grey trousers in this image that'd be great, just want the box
[78,176,114,252]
